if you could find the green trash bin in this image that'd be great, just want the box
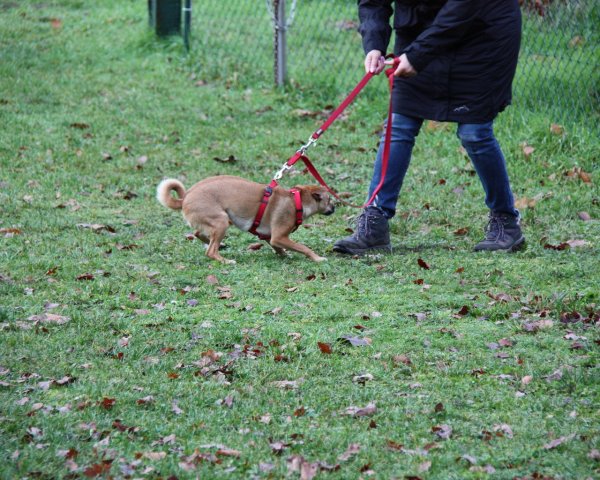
[148,0,182,36]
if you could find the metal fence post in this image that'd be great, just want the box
[274,0,287,87]
[183,0,191,51]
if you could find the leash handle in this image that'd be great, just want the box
[384,55,400,67]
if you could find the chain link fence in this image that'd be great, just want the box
[190,0,598,121]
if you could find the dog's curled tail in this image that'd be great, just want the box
[157,178,186,210]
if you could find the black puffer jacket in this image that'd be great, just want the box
[358,0,522,122]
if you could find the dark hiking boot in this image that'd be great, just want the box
[333,206,392,255]
[474,212,525,252]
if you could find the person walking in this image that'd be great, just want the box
[334,0,525,255]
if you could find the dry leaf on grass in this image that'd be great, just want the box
[343,402,377,418]
[432,424,453,439]
[543,433,576,449]
[27,313,70,325]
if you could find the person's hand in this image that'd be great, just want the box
[393,53,417,77]
[364,50,385,74]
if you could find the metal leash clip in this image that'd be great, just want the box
[273,133,319,181]
[273,162,293,181]
[297,134,318,155]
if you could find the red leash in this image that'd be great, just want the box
[272,58,398,207]
[249,58,398,239]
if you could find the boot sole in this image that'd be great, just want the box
[474,236,526,253]
[508,236,526,252]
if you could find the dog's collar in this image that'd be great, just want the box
[249,183,302,241]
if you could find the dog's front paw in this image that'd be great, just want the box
[313,256,327,262]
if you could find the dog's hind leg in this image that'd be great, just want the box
[205,216,235,264]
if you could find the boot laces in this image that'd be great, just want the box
[484,214,505,241]
[352,209,381,238]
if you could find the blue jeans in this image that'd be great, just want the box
[367,113,518,218]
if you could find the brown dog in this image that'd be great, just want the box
[157,175,335,263]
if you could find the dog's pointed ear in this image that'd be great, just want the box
[312,192,323,202]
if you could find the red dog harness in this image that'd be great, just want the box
[249,184,302,241]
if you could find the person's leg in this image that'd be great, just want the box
[367,113,424,218]
[333,113,423,255]
[457,122,518,216]
[457,122,525,251]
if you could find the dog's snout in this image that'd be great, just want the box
[325,204,335,215]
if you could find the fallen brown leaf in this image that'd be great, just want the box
[393,354,412,366]
[271,380,302,390]
[83,461,112,477]
[76,273,94,281]
[337,335,372,347]
[137,395,155,405]
[216,447,241,457]
[417,258,430,269]
[432,424,452,439]
[522,319,554,332]
[143,451,167,460]
[1,227,23,236]
[521,375,533,385]
[343,402,377,418]
[99,397,116,410]
[543,434,575,450]
[522,143,535,158]
[493,423,514,438]
[578,211,592,221]
[27,313,70,325]
[352,373,374,384]
[338,443,360,461]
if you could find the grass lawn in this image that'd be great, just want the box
[1,1,598,479]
